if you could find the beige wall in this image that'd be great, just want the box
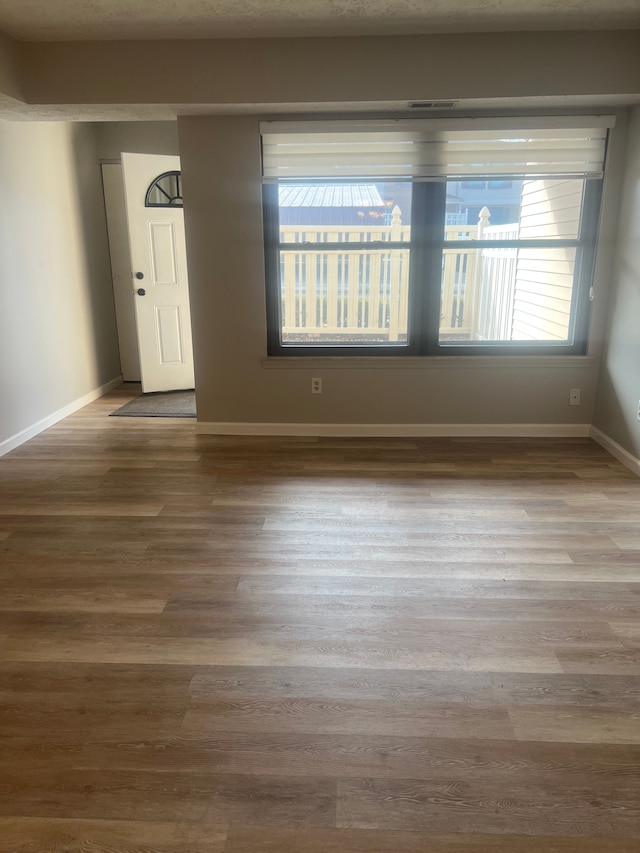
[20,31,640,108]
[0,121,120,448]
[178,114,625,428]
[593,105,640,458]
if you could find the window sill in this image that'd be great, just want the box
[261,355,596,370]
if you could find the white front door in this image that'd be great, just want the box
[121,153,195,393]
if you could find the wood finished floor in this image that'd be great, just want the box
[1,385,640,852]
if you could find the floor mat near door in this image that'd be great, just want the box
[110,390,196,418]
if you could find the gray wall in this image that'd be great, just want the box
[593,106,640,458]
[0,121,120,449]
[178,114,624,428]
[0,27,636,442]
[94,121,179,161]
[20,32,640,107]
[0,30,22,101]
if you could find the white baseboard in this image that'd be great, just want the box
[196,421,592,438]
[0,375,123,458]
[590,426,640,476]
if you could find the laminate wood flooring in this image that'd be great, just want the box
[1,385,639,851]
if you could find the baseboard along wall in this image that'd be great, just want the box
[4,388,638,479]
[196,422,592,438]
[0,375,123,458]
[590,426,640,477]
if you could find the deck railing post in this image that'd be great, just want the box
[477,205,490,241]
[469,206,491,339]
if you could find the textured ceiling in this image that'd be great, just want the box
[0,0,640,41]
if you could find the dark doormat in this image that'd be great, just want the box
[110,390,196,418]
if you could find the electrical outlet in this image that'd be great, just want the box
[311,377,322,395]
[569,388,581,406]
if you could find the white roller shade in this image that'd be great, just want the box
[261,117,614,181]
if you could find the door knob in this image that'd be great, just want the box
[137,288,146,296]
[135,272,144,280]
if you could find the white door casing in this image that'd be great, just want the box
[121,153,195,393]
[102,164,140,382]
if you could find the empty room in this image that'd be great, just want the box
[1,2,640,851]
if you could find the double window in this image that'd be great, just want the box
[262,117,612,356]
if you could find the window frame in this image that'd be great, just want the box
[263,181,420,357]
[263,174,604,359]
[421,179,603,357]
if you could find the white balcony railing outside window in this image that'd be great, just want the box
[278,204,571,345]
[280,206,487,343]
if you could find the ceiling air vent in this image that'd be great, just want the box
[409,100,458,110]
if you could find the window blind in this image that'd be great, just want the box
[260,116,614,181]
